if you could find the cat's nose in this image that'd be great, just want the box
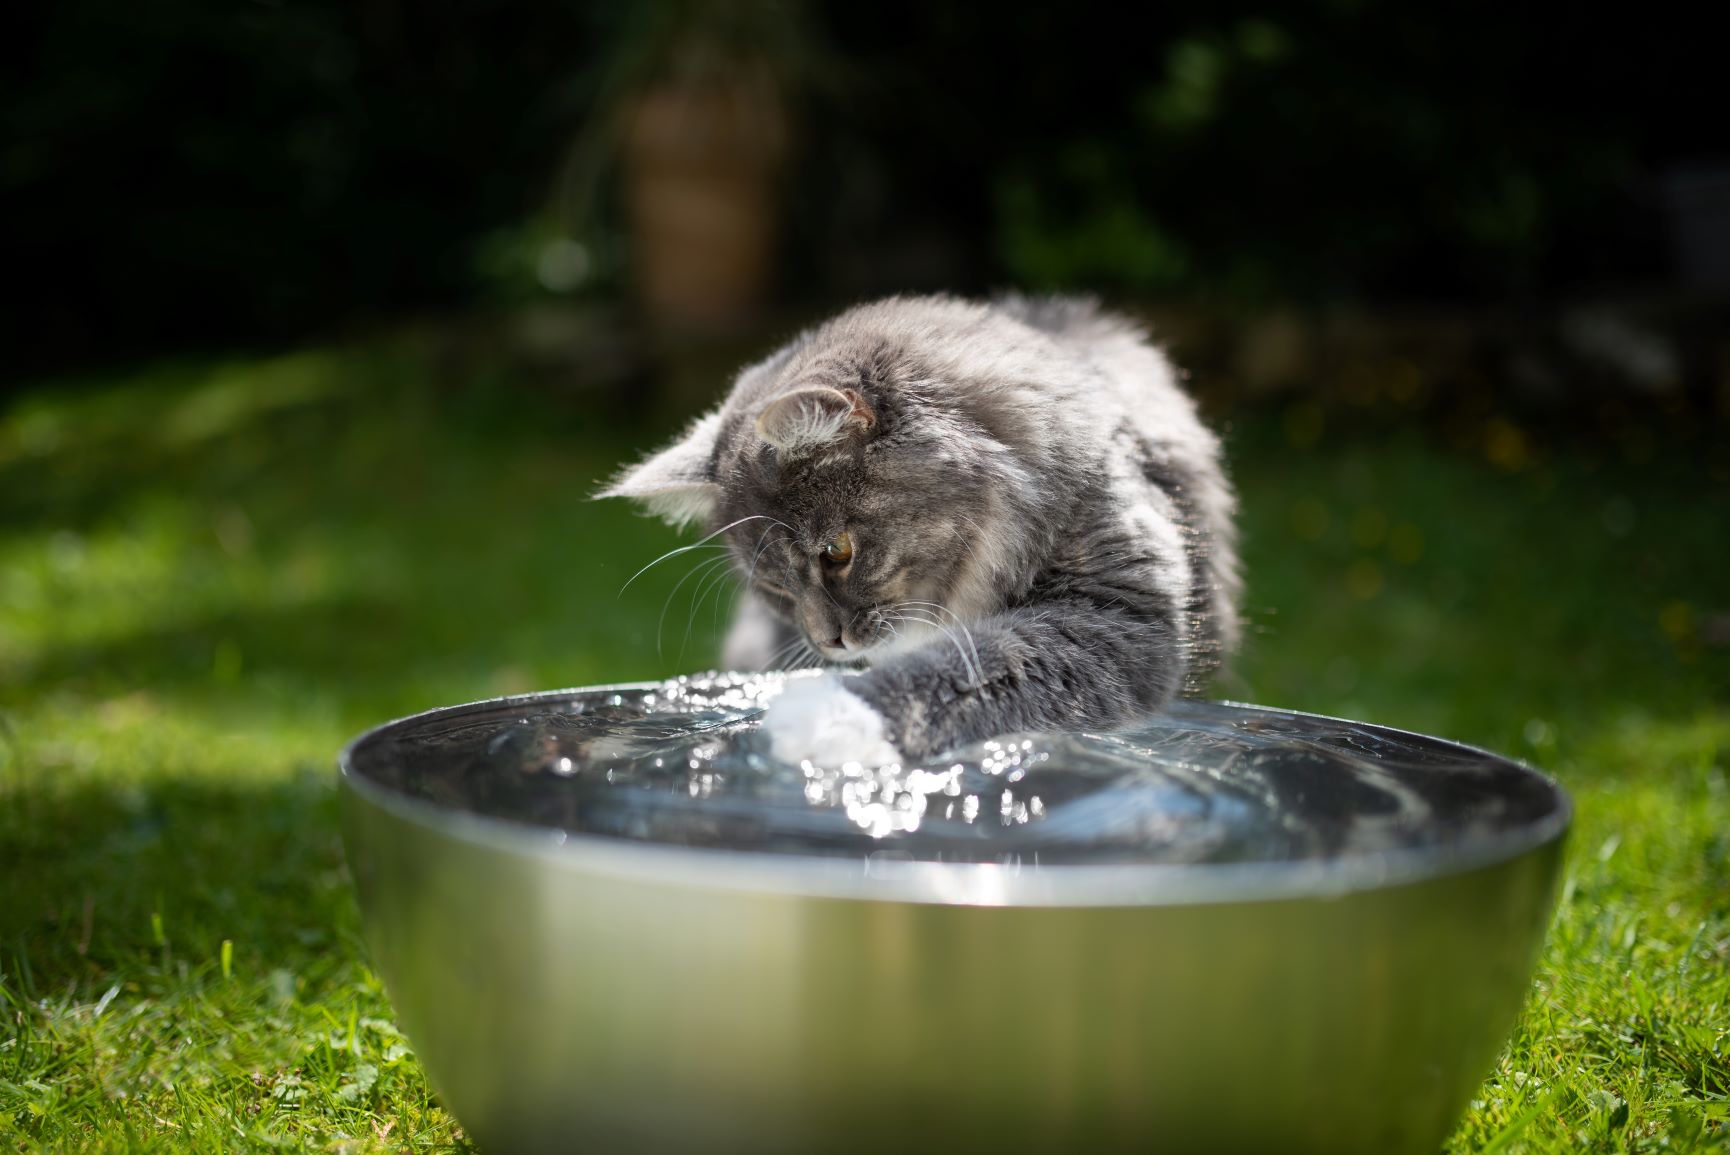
[825,635,846,651]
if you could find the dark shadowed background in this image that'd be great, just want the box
[6,0,1730,376]
[2,2,1727,1152]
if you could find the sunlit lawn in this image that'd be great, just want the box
[2,338,1725,1152]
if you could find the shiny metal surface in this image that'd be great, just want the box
[339,681,1569,1155]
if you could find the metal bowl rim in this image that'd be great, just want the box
[338,679,1573,908]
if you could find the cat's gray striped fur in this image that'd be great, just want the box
[603,294,1238,763]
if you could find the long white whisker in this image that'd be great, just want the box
[683,522,782,658]
[912,611,981,688]
[765,634,808,670]
[899,600,982,679]
[740,522,786,592]
[888,609,966,678]
[888,605,980,687]
[655,554,731,658]
[619,515,788,595]
[704,523,794,657]
[618,541,728,599]
[681,560,742,660]
[951,514,996,580]
[721,579,747,635]
[694,562,739,620]
[769,635,804,671]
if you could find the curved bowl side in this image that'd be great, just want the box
[341,774,1566,1155]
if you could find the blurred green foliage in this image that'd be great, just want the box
[984,6,1653,303]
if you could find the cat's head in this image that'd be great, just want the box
[601,366,1025,664]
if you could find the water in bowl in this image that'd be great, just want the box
[346,672,1557,867]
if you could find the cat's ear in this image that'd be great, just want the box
[755,386,875,454]
[597,409,723,529]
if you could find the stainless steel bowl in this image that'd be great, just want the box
[339,678,1569,1155]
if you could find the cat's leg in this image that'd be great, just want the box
[760,600,1184,764]
[721,592,804,671]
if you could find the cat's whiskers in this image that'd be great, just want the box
[897,599,982,680]
[684,521,785,656]
[656,553,734,658]
[889,605,980,682]
[783,636,823,672]
[740,521,789,592]
[877,608,937,648]
[949,511,1013,620]
[885,605,982,687]
[888,610,976,685]
[764,633,810,671]
[619,514,792,595]
[813,573,846,612]
[875,618,925,659]
[683,558,740,658]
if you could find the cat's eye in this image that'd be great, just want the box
[821,532,854,568]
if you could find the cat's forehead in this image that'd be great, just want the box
[730,452,917,536]
[746,464,975,539]
[751,456,865,519]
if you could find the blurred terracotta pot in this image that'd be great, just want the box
[621,76,789,329]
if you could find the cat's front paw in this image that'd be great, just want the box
[760,674,902,767]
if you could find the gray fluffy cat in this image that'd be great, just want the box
[603,295,1239,766]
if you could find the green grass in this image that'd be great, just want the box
[2,339,1726,1152]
